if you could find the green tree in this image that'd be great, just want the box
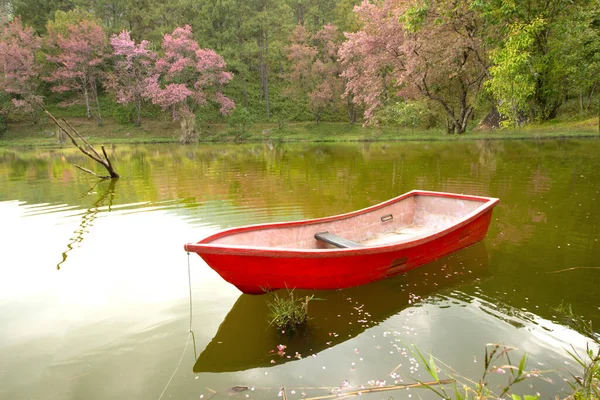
[12,0,74,34]
[228,107,255,139]
[248,0,293,119]
[73,0,129,33]
[479,0,600,124]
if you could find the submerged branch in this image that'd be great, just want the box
[304,379,455,400]
[73,165,111,179]
[547,267,600,274]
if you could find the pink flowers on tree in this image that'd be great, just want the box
[145,25,234,142]
[45,14,109,126]
[1,18,234,138]
[107,30,156,127]
[0,18,43,123]
[286,24,344,124]
[339,0,487,133]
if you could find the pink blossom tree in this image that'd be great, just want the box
[146,25,234,143]
[339,0,488,133]
[107,30,156,127]
[45,15,109,126]
[286,24,344,124]
[0,18,43,123]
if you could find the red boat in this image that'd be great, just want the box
[184,190,499,294]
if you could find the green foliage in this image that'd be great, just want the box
[46,7,100,33]
[333,0,362,32]
[111,104,136,125]
[0,90,10,134]
[481,0,600,126]
[377,101,432,132]
[267,290,313,332]
[228,107,256,139]
[12,0,75,34]
[399,1,430,33]
[486,18,545,128]
[0,115,6,135]
[555,303,600,399]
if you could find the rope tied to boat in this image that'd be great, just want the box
[156,252,195,400]
[187,251,193,332]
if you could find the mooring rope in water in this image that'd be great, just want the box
[156,331,192,400]
[156,252,195,400]
[187,251,193,332]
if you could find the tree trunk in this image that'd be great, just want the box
[179,113,198,144]
[264,31,270,119]
[93,84,103,127]
[456,107,472,134]
[587,85,596,111]
[296,3,305,24]
[31,101,39,125]
[346,97,356,125]
[258,43,264,96]
[84,85,92,118]
[135,99,142,127]
[445,119,455,134]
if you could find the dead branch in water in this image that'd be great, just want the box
[547,267,600,274]
[304,379,456,400]
[43,108,120,179]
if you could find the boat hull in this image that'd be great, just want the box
[185,190,498,294]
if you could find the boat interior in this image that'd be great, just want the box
[208,194,489,249]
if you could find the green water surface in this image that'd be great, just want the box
[0,139,598,399]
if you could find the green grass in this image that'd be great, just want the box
[1,115,599,147]
[267,290,314,332]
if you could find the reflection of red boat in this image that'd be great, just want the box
[184,190,499,294]
[194,242,490,373]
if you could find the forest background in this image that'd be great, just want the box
[1,0,600,142]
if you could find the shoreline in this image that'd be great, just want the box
[1,118,599,147]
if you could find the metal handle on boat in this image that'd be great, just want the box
[381,214,393,222]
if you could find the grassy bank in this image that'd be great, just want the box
[1,116,599,147]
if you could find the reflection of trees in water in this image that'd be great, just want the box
[475,139,501,171]
[56,179,117,270]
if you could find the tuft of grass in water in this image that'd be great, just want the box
[267,290,314,332]
[555,303,600,399]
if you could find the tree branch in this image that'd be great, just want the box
[42,107,120,179]
[73,165,111,179]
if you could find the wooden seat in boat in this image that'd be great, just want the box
[314,232,364,249]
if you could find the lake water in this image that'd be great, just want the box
[0,140,598,399]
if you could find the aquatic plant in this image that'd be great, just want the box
[410,343,537,400]
[556,303,600,399]
[267,290,314,332]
